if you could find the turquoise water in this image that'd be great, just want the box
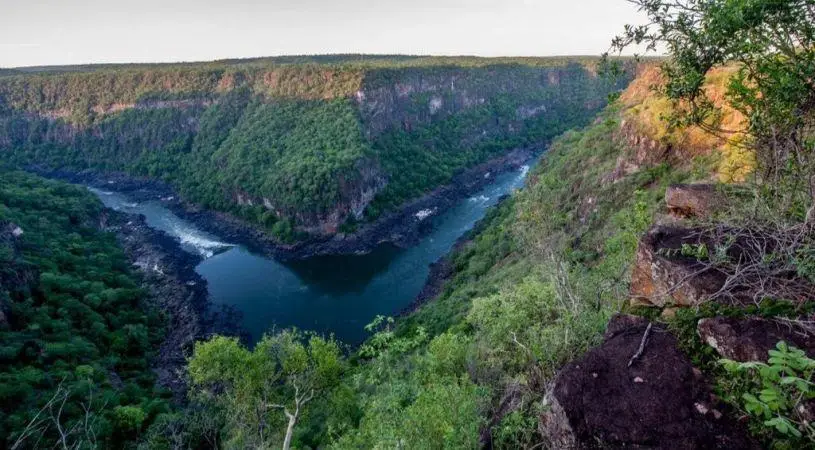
[91,165,530,344]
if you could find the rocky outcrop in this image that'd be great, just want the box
[631,220,815,308]
[102,211,243,400]
[666,184,725,219]
[540,314,754,449]
[357,64,607,138]
[297,158,387,235]
[630,225,726,307]
[698,316,815,362]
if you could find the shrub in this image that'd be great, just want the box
[721,341,815,445]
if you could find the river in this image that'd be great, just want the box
[90,164,531,344]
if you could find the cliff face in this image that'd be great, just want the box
[0,58,632,239]
[613,64,753,183]
[356,64,595,136]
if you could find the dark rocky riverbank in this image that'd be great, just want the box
[28,146,535,261]
[101,210,244,400]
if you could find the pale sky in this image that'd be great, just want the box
[0,0,648,68]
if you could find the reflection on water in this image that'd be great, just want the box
[90,163,533,344]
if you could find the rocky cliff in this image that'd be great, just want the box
[0,57,632,241]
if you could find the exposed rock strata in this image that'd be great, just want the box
[665,184,725,219]
[630,225,726,307]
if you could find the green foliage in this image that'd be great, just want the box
[0,170,168,448]
[210,98,372,216]
[492,409,539,449]
[680,243,709,260]
[794,245,815,284]
[359,315,428,359]
[721,341,815,446]
[613,0,815,218]
[187,330,344,449]
[472,276,611,375]
[114,405,147,433]
[332,327,486,449]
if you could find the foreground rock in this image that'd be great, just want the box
[541,314,753,449]
[631,222,815,307]
[698,316,815,362]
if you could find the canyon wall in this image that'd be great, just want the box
[0,58,632,239]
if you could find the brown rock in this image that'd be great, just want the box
[630,226,726,307]
[541,315,754,449]
[698,316,815,362]
[539,392,577,450]
[665,184,724,219]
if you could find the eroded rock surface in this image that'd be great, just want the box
[630,226,725,307]
[698,316,815,362]
[541,314,754,449]
[665,184,724,219]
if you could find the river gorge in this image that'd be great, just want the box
[90,163,532,345]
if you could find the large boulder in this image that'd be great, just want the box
[698,316,815,362]
[630,226,726,307]
[540,314,754,449]
[665,184,724,219]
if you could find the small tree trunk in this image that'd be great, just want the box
[282,410,297,450]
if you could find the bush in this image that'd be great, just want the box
[721,341,815,446]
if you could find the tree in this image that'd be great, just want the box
[610,0,815,219]
[187,330,343,449]
[11,378,108,450]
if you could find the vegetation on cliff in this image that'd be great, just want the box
[4,0,814,447]
[0,58,628,241]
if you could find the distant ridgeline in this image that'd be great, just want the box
[0,56,633,242]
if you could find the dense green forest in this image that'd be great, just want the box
[0,170,169,448]
[0,59,628,241]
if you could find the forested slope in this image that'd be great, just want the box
[161,78,699,449]
[0,170,170,448]
[0,57,630,242]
